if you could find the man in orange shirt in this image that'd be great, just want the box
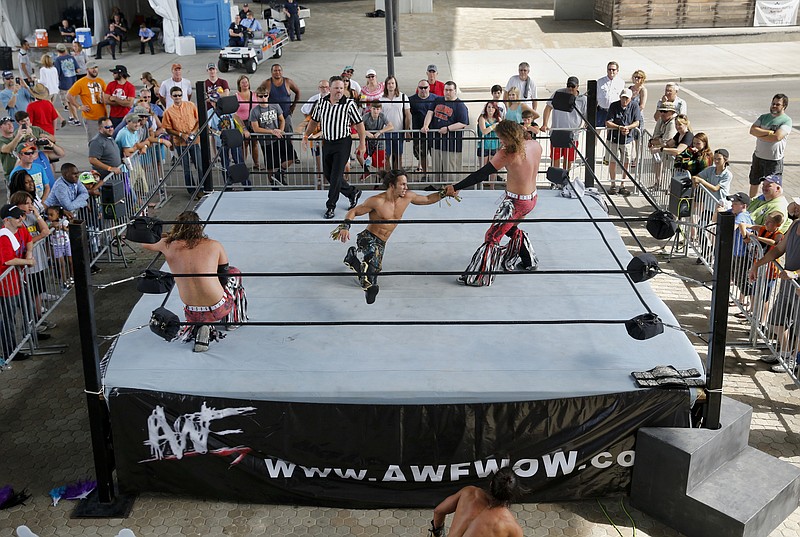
[162,86,203,196]
[66,61,107,142]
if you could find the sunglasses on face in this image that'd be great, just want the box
[172,93,182,98]
[366,75,375,78]
[257,94,268,98]
[21,150,36,155]
[418,86,429,90]
[102,125,114,129]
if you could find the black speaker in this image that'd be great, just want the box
[0,47,12,71]
[551,91,576,112]
[668,177,693,218]
[102,200,126,220]
[100,176,126,205]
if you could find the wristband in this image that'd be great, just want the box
[428,520,444,537]
[342,220,351,230]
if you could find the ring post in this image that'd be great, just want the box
[197,81,213,193]
[384,0,396,75]
[69,220,136,518]
[585,80,597,188]
[704,211,734,429]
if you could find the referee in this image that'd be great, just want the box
[304,76,366,219]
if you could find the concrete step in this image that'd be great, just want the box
[613,26,800,47]
[687,446,800,537]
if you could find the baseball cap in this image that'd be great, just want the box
[657,101,676,112]
[56,44,67,52]
[714,148,730,159]
[171,63,182,70]
[86,61,99,69]
[566,76,579,88]
[762,174,783,186]
[16,140,37,153]
[79,171,98,184]
[207,63,216,70]
[727,192,751,205]
[619,88,633,99]
[0,204,25,220]
[427,64,437,72]
[110,65,129,76]
[0,116,12,125]
[2,70,14,79]
[365,68,376,77]
[343,65,354,72]
[131,105,150,117]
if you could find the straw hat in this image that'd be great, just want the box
[29,83,50,100]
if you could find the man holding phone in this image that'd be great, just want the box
[0,71,33,124]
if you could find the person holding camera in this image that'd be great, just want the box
[0,71,33,124]
[161,87,203,196]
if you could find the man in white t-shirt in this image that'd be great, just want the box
[159,63,192,108]
[504,62,537,111]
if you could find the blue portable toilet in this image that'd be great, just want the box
[178,0,231,49]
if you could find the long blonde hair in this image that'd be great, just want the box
[496,120,526,159]
[40,54,53,68]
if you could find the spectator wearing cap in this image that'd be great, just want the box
[341,66,361,93]
[26,83,60,136]
[59,20,76,43]
[504,62,537,112]
[596,60,625,127]
[725,192,754,299]
[105,65,136,128]
[283,0,302,41]
[45,162,90,213]
[18,41,33,87]
[0,203,34,362]
[604,87,641,196]
[692,148,733,202]
[239,3,252,19]
[162,88,203,195]
[9,139,50,201]
[241,10,263,34]
[0,71,33,123]
[138,23,157,55]
[541,76,587,170]
[649,100,678,152]
[748,94,792,199]
[204,63,230,111]
[95,22,122,60]
[12,111,64,191]
[115,113,151,157]
[88,116,123,178]
[360,68,384,110]
[749,174,791,233]
[67,61,108,142]
[409,79,437,177]
[426,65,445,97]
[54,44,81,126]
[0,116,19,179]
[159,63,192,109]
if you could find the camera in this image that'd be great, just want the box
[35,138,53,150]
[186,133,197,144]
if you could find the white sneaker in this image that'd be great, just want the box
[771,354,797,373]
[193,325,210,353]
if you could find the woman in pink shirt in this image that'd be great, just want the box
[236,75,260,169]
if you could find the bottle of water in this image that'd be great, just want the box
[364,155,372,168]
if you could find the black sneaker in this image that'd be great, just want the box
[324,208,335,219]
[90,264,101,274]
[36,333,52,341]
[13,352,31,361]
[344,247,362,276]
[365,285,379,304]
[349,189,362,209]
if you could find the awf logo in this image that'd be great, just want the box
[141,402,256,465]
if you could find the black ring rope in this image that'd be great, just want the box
[145,268,636,278]
[140,216,654,225]
[179,319,632,327]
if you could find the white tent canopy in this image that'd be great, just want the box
[0,0,179,53]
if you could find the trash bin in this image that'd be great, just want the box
[0,47,12,71]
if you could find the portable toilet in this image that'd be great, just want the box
[178,0,230,49]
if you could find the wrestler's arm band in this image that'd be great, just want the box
[452,162,498,190]
[217,263,230,287]
[342,220,351,230]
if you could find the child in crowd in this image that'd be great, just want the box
[745,211,785,322]
[521,109,539,140]
[46,205,73,289]
[360,101,392,179]
[727,192,754,305]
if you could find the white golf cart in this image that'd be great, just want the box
[218,27,289,74]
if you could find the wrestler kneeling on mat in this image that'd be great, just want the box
[445,120,543,286]
[143,211,246,352]
[331,169,455,304]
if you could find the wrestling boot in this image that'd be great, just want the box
[349,189,362,209]
[365,285,379,304]
[343,247,363,276]
[193,325,210,352]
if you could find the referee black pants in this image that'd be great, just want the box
[323,137,357,210]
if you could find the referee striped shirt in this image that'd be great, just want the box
[310,95,363,141]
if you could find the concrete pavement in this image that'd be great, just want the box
[1,0,799,535]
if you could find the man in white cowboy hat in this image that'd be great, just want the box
[25,83,61,137]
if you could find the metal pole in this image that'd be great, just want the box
[384,0,395,75]
[704,211,734,429]
[392,0,402,57]
[196,81,213,193]
[69,221,135,517]
[585,80,598,188]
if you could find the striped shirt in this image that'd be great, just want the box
[310,95,363,141]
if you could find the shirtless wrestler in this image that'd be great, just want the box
[142,211,240,352]
[445,120,543,286]
[332,169,452,304]
[429,467,524,537]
